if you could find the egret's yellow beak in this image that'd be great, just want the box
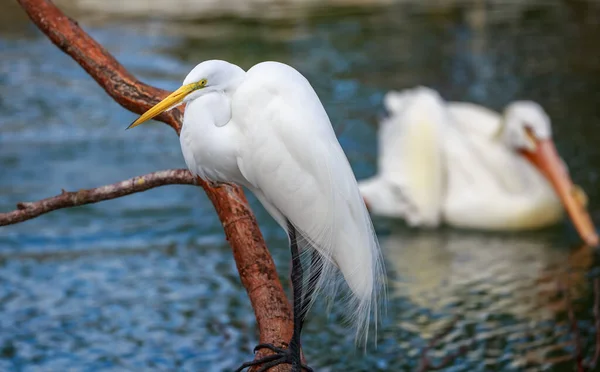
[520,132,599,247]
[127,82,201,129]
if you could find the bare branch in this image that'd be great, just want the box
[0,169,198,226]
[17,0,183,134]
[16,0,294,368]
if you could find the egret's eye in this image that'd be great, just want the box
[199,79,208,87]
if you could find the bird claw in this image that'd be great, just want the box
[206,180,238,190]
[234,343,313,372]
[207,180,222,188]
[253,343,286,354]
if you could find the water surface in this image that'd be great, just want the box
[1,1,600,370]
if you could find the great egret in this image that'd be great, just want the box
[128,60,385,371]
[359,86,598,247]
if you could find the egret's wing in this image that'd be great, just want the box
[233,62,385,344]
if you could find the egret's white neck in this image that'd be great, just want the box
[221,65,246,95]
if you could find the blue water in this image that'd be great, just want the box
[1,1,600,370]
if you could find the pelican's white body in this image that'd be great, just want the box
[359,87,563,231]
[179,60,384,342]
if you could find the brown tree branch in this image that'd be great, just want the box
[0,169,198,226]
[19,0,183,134]
[16,0,293,369]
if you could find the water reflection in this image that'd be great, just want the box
[384,228,598,370]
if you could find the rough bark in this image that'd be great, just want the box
[14,0,293,369]
[0,169,197,226]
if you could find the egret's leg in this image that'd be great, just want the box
[287,220,304,368]
[300,250,323,327]
[234,221,314,372]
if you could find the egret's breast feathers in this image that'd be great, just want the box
[180,92,243,183]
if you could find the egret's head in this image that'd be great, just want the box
[499,101,598,246]
[128,60,244,129]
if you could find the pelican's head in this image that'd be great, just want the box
[128,60,244,129]
[500,101,598,246]
[501,101,552,151]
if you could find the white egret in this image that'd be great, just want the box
[128,60,385,371]
[359,86,598,246]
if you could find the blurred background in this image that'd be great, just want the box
[1,0,600,370]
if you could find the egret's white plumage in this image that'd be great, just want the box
[132,60,385,345]
[359,86,597,245]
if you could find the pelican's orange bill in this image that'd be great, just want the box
[521,138,599,247]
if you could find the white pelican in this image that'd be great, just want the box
[359,86,598,246]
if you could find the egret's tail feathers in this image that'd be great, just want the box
[291,184,386,348]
